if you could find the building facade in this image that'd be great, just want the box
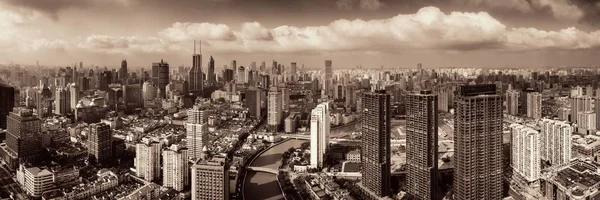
[360,90,391,198]
[191,159,229,200]
[162,145,189,191]
[186,105,208,160]
[135,140,162,182]
[88,123,113,166]
[454,84,503,200]
[510,124,541,182]
[405,91,439,200]
[540,119,573,166]
[310,102,330,169]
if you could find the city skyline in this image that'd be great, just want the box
[0,1,599,68]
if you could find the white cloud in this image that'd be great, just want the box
[143,6,599,54]
[241,22,273,41]
[158,22,237,42]
[6,6,600,57]
[78,35,173,54]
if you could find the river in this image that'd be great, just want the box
[244,139,305,200]
[243,120,408,200]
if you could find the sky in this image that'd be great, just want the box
[0,0,599,69]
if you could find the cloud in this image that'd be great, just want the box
[158,22,237,42]
[78,35,173,54]
[507,27,600,50]
[5,5,600,57]
[241,22,273,41]
[1,0,134,20]
[534,0,584,21]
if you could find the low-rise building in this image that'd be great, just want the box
[16,166,56,197]
[118,183,161,200]
[541,158,600,199]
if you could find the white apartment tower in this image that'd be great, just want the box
[162,144,189,191]
[310,102,330,169]
[186,105,208,160]
[510,124,540,182]
[135,139,162,182]
[540,119,573,166]
[526,92,542,119]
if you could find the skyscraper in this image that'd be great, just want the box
[152,59,169,98]
[54,87,70,115]
[570,95,593,123]
[510,124,540,182]
[245,87,263,119]
[189,41,203,95]
[310,102,330,169]
[208,56,215,85]
[162,144,189,191]
[539,119,572,166]
[0,83,15,129]
[119,59,128,81]
[323,60,332,97]
[237,66,246,84]
[360,90,391,198]
[88,123,113,166]
[527,92,542,119]
[506,89,519,116]
[454,84,503,200]
[5,107,42,169]
[290,62,297,81]
[268,87,282,132]
[406,90,438,200]
[186,105,208,160]
[69,83,79,111]
[191,158,229,200]
[135,139,162,182]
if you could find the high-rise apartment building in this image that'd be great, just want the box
[360,90,391,198]
[577,111,596,134]
[162,144,189,191]
[310,102,330,169]
[506,89,519,116]
[570,95,593,123]
[135,139,162,182]
[510,124,540,182]
[539,119,572,166]
[186,105,208,160]
[454,84,503,200]
[191,158,229,200]
[406,90,439,200]
[237,66,246,84]
[559,107,570,121]
[527,92,542,119]
[88,123,113,166]
[268,87,282,132]
[152,59,169,98]
[4,107,42,169]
